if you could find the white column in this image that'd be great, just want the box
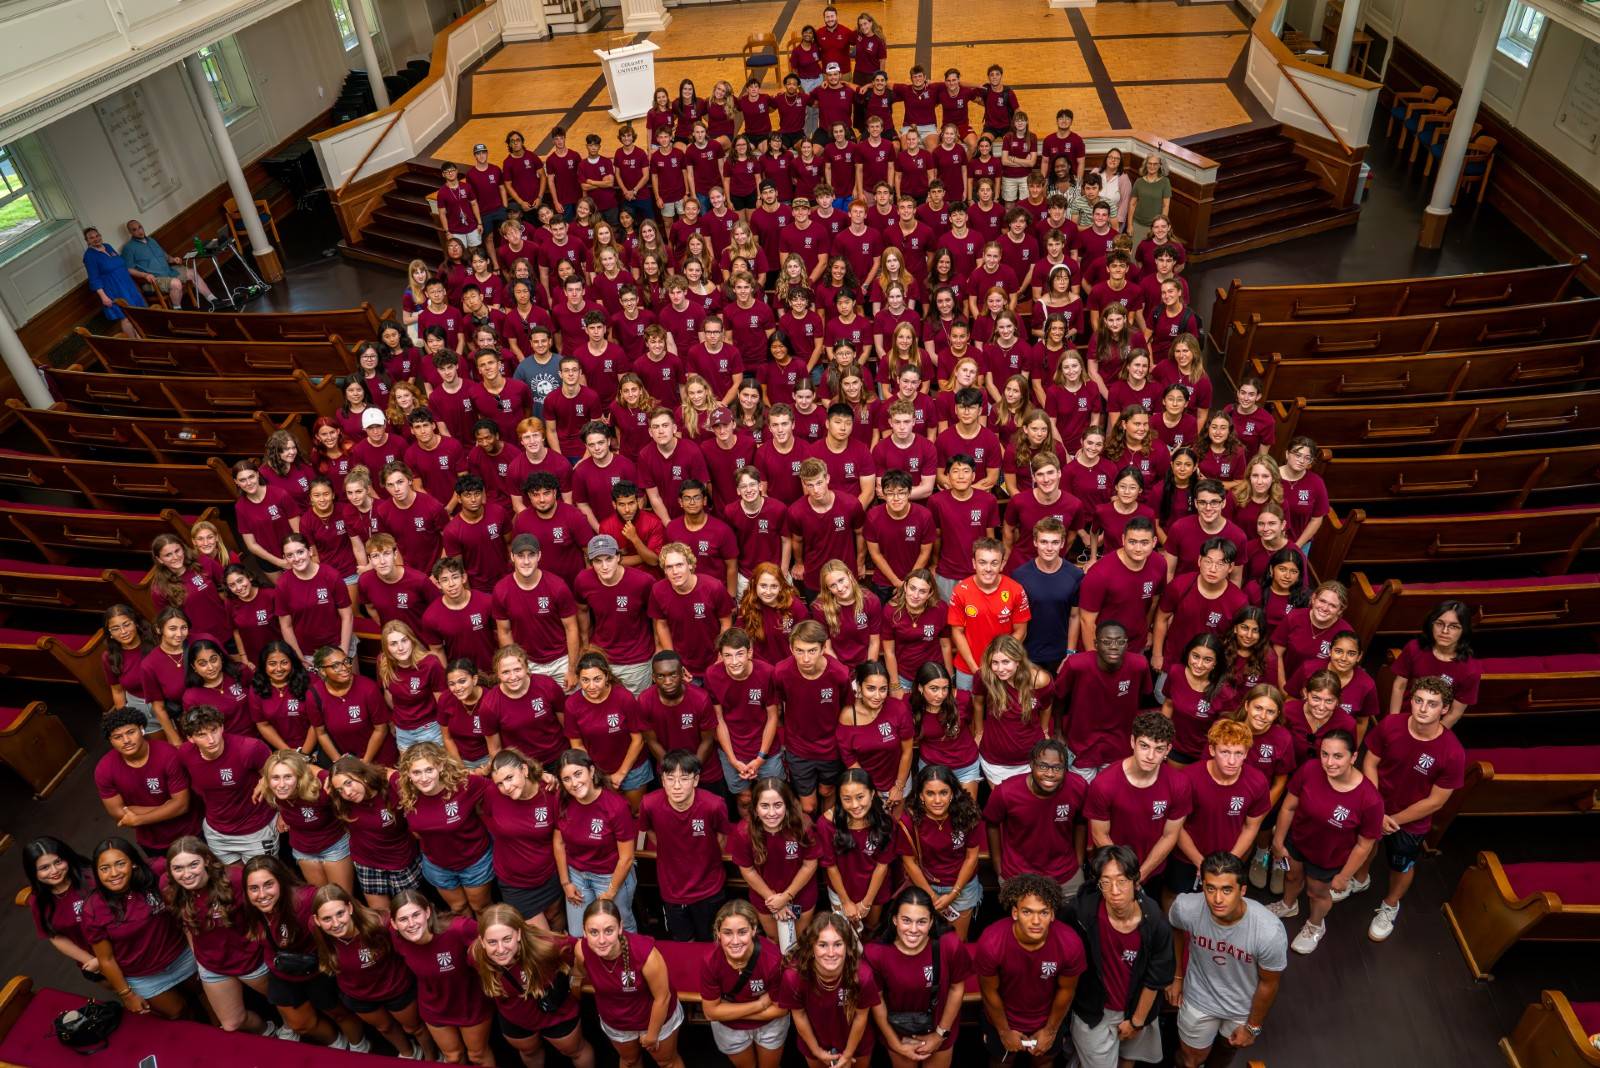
[1419,0,1508,247]
[347,0,389,109]
[1330,0,1362,73]
[0,299,50,408]
[619,0,670,33]
[501,0,551,41]
[184,53,283,281]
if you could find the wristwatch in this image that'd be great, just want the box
[934,1026,951,1039]
[1245,1024,1263,1038]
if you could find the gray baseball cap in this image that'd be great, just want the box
[586,534,620,559]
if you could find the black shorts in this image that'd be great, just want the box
[662,893,724,942]
[983,126,1011,139]
[785,754,844,797]
[340,979,417,1015]
[1385,829,1425,873]
[1165,857,1202,895]
[780,131,806,150]
[268,971,340,1010]
[500,1011,580,1041]
[732,192,757,210]
[1285,837,1340,883]
[503,873,564,918]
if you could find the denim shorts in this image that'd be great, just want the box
[421,847,495,890]
[127,947,197,999]
[292,833,352,864]
[394,722,444,751]
[718,750,786,794]
[199,959,270,985]
[932,879,984,913]
[618,760,656,791]
[922,756,982,784]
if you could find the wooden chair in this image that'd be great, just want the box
[0,702,84,801]
[1250,339,1600,403]
[0,449,240,510]
[224,196,281,250]
[1396,95,1452,153]
[1345,571,1600,647]
[118,300,388,342]
[1314,443,1600,510]
[742,32,778,78]
[0,627,109,708]
[1309,504,1600,578]
[1426,745,1600,848]
[1456,135,1498,206]
[1500,991,1600,1068]
[1443,852,1600,979]
[1,501,225,567]
[1386,84,1439,140]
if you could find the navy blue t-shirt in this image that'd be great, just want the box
[1014,559,1084,669]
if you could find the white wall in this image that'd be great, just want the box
[0,0,355,328]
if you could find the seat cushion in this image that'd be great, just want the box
[745,54,778,67]
[1503,861,1600,905]
[1468,745,1600,775]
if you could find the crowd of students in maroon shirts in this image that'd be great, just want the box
[20,11,1493,1067]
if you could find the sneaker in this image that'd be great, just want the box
[1249,849,1270,889]
[1369,901,1400,941]
[1269,863,1286,896]
[348,1037,371,1053]
[258,1021,278,1039]
[1348,875,1372,894]
[329,1035,348,1051]
[1330,882,1352,903]
[1265,898,1299,919]
[1291,920,1327,954]
[275,1026,301,1042]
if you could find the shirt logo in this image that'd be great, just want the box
[1151,800,1168,819]
[1229,795,1246,815]
[1330,804,1351,826]
[1415,753,1436,773]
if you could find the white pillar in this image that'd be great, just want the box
[619,0,670,33]
[347,0,389,110]
[1419,0,1508,248]
[184,53,284,281]
[501,0,551,41]
[0,299,50,408]
[1331,0,1362,73]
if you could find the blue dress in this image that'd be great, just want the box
[83,243,147,322]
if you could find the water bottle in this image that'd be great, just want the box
[193,237,206,257]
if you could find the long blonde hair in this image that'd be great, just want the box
[810,559,862,636]
[678,373,717,438]
[1233,456,1283,508]
[376,620,429,689]
[262,749,324,805]
[472,903,569,1000]
[396,742,470,811]
[979,634,1042,727]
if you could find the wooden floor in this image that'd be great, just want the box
[429,0,1261,161]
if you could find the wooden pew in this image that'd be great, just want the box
[1345,571,1600,646]
[1221,297,1600,382]
[1314,444,1600,510]
[0,560,154,617]
[0,450,239,510]
[1424,745,1600,848]
[1272,389,1600,454]
[1443,853,1600,980]
[120,300,389,342]
[1500,991,1600,1068]
[5,400,300,463]
[1248,339,1600,402]
[75,328,358,377]
[1308,504,1600,578]
[1208,258,1586,352]
[1377,652,1600,719]
[46,367,342,419]
[0,702,84,801]
[0,627,109,707]
[1,501,225,566]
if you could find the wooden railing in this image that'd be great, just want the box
[1245,0,1381,149]
[1277,61,1355,156]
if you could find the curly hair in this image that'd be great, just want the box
[736,562,799,646]
[396,742,470,812]
[1000,871,1067,914]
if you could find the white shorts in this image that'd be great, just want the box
[610,660,654,694]
[600,1001,685,1045]
[711,1015,791,1054]
[455,229,484,248]
[979,756,1029,786]
[203,818,279,866]
[1069,1010,1163,1068]
[529,655,570,688]
[1176,999,1247,1051]
[1001,175,1030,202]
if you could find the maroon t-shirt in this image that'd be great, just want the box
[492,572,577,662]
[837,700,914,791]
[383,656,445,731]
[970,918,1086,1034]
[249,683,314,750]
[151,568,231,646]
[342,772,418,870]
[585,932,676,1032]
[1365,715,1467,834]
[1164,516,1247,579]
[511,503,590,579]
[557,788,636,873]
[570,455,638,526]
[482,784,559,889]
[327,928,412,1002]
[638,789,731,904]
[442,506,511,591]
[863,502,934,584]
[1078,552,1166,649]
[275,564,350,654]
[564,686,642,775]
[1246,723,1296,783]
[648,576,734,676]
[376,493,448,571]
[357,566,434,633]
[1286,763,1385,870]
[728,820,821,913]
[1181,761,1271,858]
[81,887,186,978]
[983,773,1087,882]
[1165,669,1225,760]
[311,675,396,764]
[1084,762,1193,875]
[772,655,851,762]
[1054,650,1152,768]
[1281,699,1358,768]
[1390,639,1482,706]
[705,659,779,763]
[420,591,499,668]
[1095,902,1141,1013]
[162,865,261,976]
[574,566,657,665]
[864,932,970,1049]
[271,770,346,854]
[93,741,200,853]
[785,492,865,580]
[879,601,947,684]
[700,936,785,1026]
[775,962,882,1056]
[407,774,491,869]
[234,486,297,560]
[182,675,254,738]
[481,675,567,765]
[1271,611,1352,683]
[817,816,901,904]
[300,505,362,578]
[178,734,272,835]
[393,916,489,1027]
[927,489,999,580]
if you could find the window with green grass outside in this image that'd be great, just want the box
[0,145,45,246]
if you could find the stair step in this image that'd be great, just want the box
[370,207,440,239]
[339,239,414,271]
[1208,192,1335,238]
[388,190,435,211]
[1198,207,1360,260]
[395,175,441,198]
[1216,157,1307,190]
[1190,123,1282,153]
[362,224,443,257]
[1214,177,1320,212]
[1207,139,1297,167]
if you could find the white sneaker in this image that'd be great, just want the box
[1348,875,1372,894]
[1291,920,1327,954]
[1265,898,1299,919]
[1249,849,1270,889]
[1269,863,1286,896]
[348,1036,372,1053]
[275,1026,301,1042]
[329,1034,348,1051]
[1330,882,1352,903]
[1369,901,1400,941]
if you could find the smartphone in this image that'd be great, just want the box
[941,905,960,921]
[139,1058,158,1068]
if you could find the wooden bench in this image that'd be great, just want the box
[1,501,226,566]
[1272,389,1600,454]
[1426,745,1600,849]
[75,328,358,377]
[1209,258,1586,353]
[0,702,84,801]
[1345,572,1600,646]
[1308,504,1600,578]
[46,367,342,419]
[1500,991,1600,1068]
[5,400,300,463]
[1221,297,1600,382]
[1376,652,1600,720]
[1442,852,1600,980]
[0,450,239,510]
[0,627,109,708]
[0,559,154,617]
[1248,339,1600,402]
[1315,444,1600,510]
[120,300,389,342]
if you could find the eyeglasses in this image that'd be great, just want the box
[323,659,354,670]
[1434,620,1463,631]
[1033,762,1065,773]
[1098,875,1133,890]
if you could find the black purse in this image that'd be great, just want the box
[885,937,940,1037]
[53,999,122,1053]
[728,940,763,998]
[273,949,320,977]
[536,970,571,1013]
